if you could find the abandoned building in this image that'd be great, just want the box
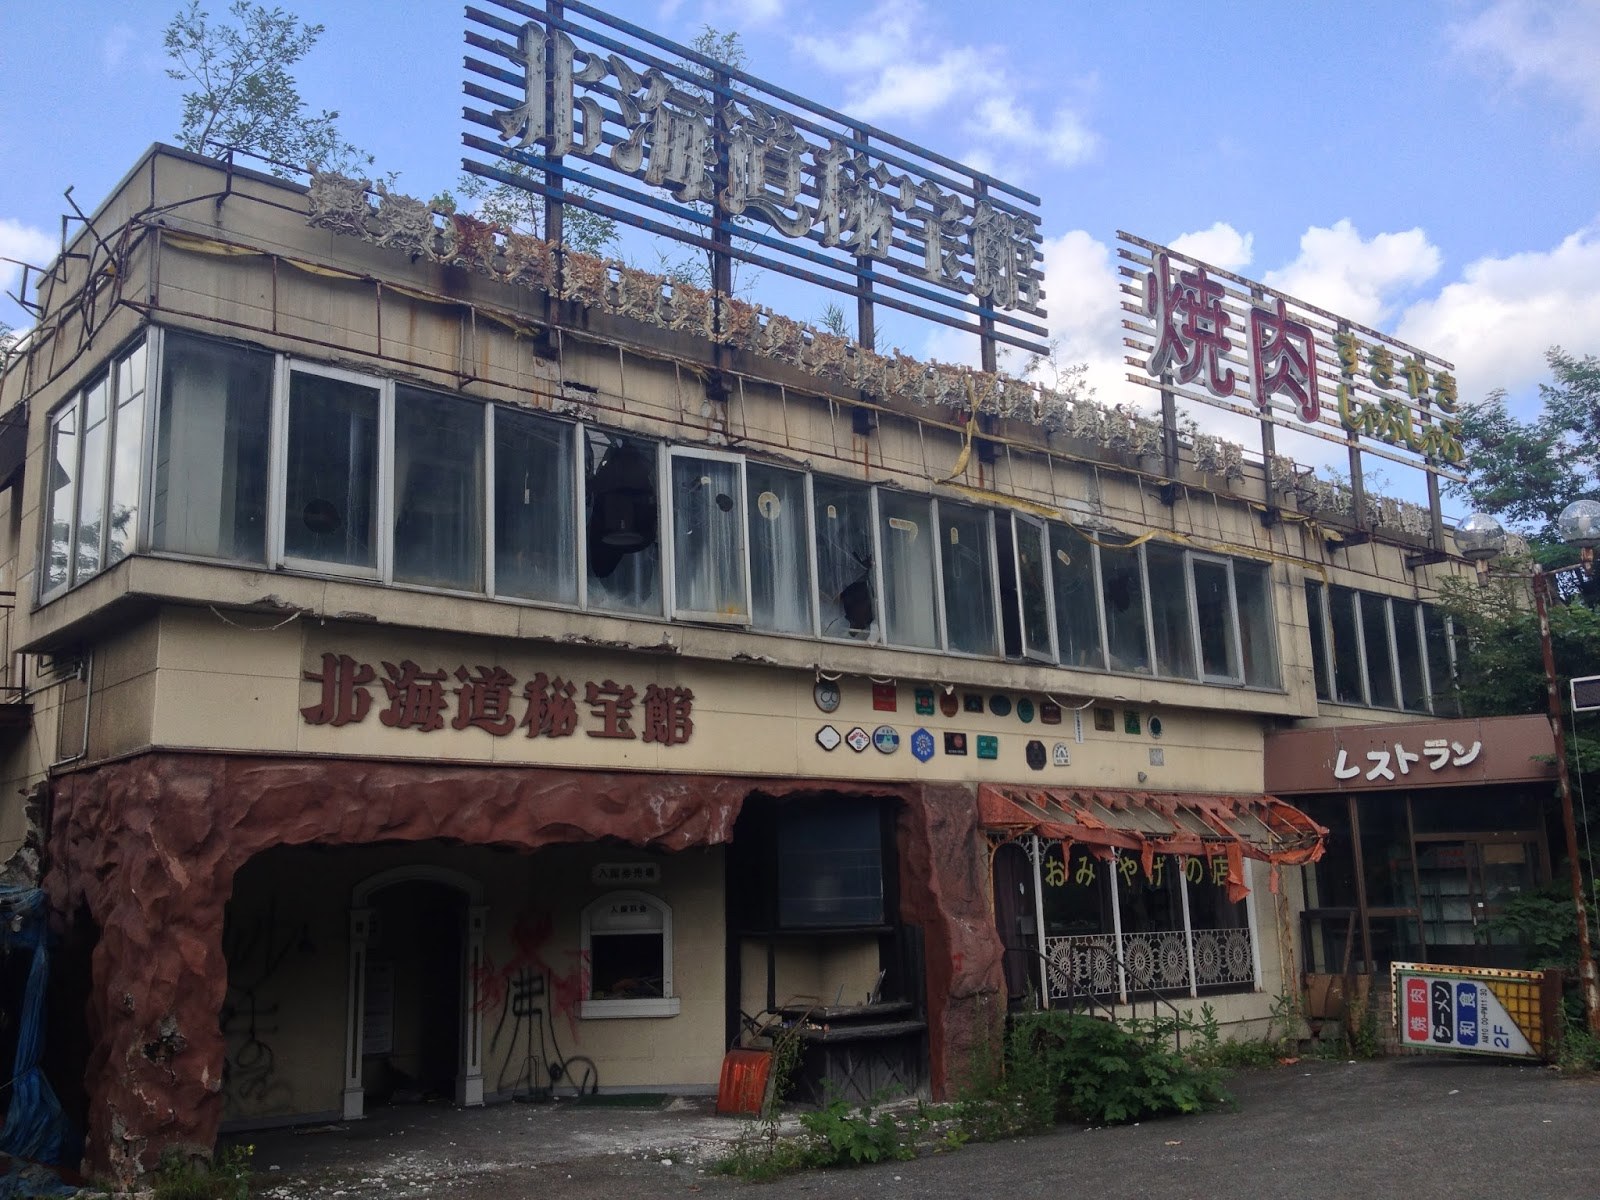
[0,13,1535,1175]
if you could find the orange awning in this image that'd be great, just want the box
[978,784,1326,901]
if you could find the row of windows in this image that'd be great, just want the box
[1304,581,1457,715]
[44,328,1282,688]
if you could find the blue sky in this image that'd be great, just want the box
[3,0,1598,513]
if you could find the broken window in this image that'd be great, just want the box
[1146,541,1196,679]
[1099,536,1151,675]
[813,477,877,641]
[584,429,662,616]
[1011,515,1054,662]
[939,501,998,657]
[877,489,938,649]
[581,891,679,1019]
[1049,523,1105,670]
[393,386,484,591]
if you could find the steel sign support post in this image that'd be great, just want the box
[1533,566,1600,1034]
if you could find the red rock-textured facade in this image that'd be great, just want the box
[45,752,1003,1183]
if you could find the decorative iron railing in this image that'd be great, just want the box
[1044,927,1254,1003]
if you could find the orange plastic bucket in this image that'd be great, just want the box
[715,1047,773,1115]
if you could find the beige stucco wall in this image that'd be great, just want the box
[222,839,727,1125]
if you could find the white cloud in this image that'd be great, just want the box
[1397,220,1600,405]
[1451,0,1600,133]
[705,0,785,27]
[0,219,58,312]
[920,229,1127,405]
[965,97,1098,169]
[1169,222,1253,273]
[795,0,1096,168]
[1262,220,1441,326]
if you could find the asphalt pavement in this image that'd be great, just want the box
[236,1056,1600,1200]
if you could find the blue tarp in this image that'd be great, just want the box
[0,885,76,1198]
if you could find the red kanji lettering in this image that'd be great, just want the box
[584,679,637,739]
[522,673,579,739]
[379,660,450,731]
[301,652,375,726]
[452,665,519,736]
[1145,251,1237,397]
[640,684,694,746]
[1249,298,1320,423]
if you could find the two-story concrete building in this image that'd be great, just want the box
[0,143,1514,1182]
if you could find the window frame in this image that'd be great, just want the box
[1187,551,1243,684]
[38,335,152,604]
[934,499,1003,658]
[578,890,679,1020]
[665,445,753,626]
[1012,513,1057,664]
[273,357,391,582]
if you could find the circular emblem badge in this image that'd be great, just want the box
[1025,739,1047,771]
[1016,697,1036,723]
[872,725,901,754]
[988,694,1012,717]
[813,680,842,713]
[940,690,960,717]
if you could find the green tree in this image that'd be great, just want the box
[1450,347,1600,548]
[164,0,374,176]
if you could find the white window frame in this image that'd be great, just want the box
[1011,513,1057,664]
[873,486,941,651]
[812,477,881,645]
[275,358,390,582]
[38,335,152,604]
[665,445,752,626]
[579,890,680,1020]
[1188,552,1243,685]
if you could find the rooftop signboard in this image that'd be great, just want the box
[462,0,1049,357]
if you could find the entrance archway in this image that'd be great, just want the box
[343,866,485,1120]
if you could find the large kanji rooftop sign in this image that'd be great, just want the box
[1117,232,1464,482]
[462,0,1048,356]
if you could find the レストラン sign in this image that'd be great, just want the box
[461,0,1048,353]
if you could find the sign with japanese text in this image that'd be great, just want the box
[1117,232,1463,482]
[462,0,1047,353]
[1392,963,1554,1060]
[1263,715,1556,795]
[300,652,694,746]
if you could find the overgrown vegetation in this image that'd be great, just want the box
[150,1144,253,1200]
[164,0,373,176]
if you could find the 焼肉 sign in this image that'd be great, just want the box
[1118,232,1464,482]
[1391,963,1556,1060]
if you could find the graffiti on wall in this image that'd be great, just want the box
[220,900,308,1114]
[472,912,597,1096]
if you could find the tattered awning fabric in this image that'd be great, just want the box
[978,785,1327,902]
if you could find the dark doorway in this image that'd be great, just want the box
[364,880,464,1105]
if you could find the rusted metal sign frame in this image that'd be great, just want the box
[461,0,1051,361]
[1116,232,1462,551]
[1390,962,1560,1061]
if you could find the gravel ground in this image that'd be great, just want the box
[231,1056,1600,1200]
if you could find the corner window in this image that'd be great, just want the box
[41,337,152,600]
[668,449,749,623]
[393,386,484,591]
[584,429,662,616]
[152,331,272,564]
[813,478,877,641]
[494,408,577,604]
[580,891,678,1019]
[877,490,938,649]
[282,365,381,574]
[747,462,813,635]
[939,502,999,656]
